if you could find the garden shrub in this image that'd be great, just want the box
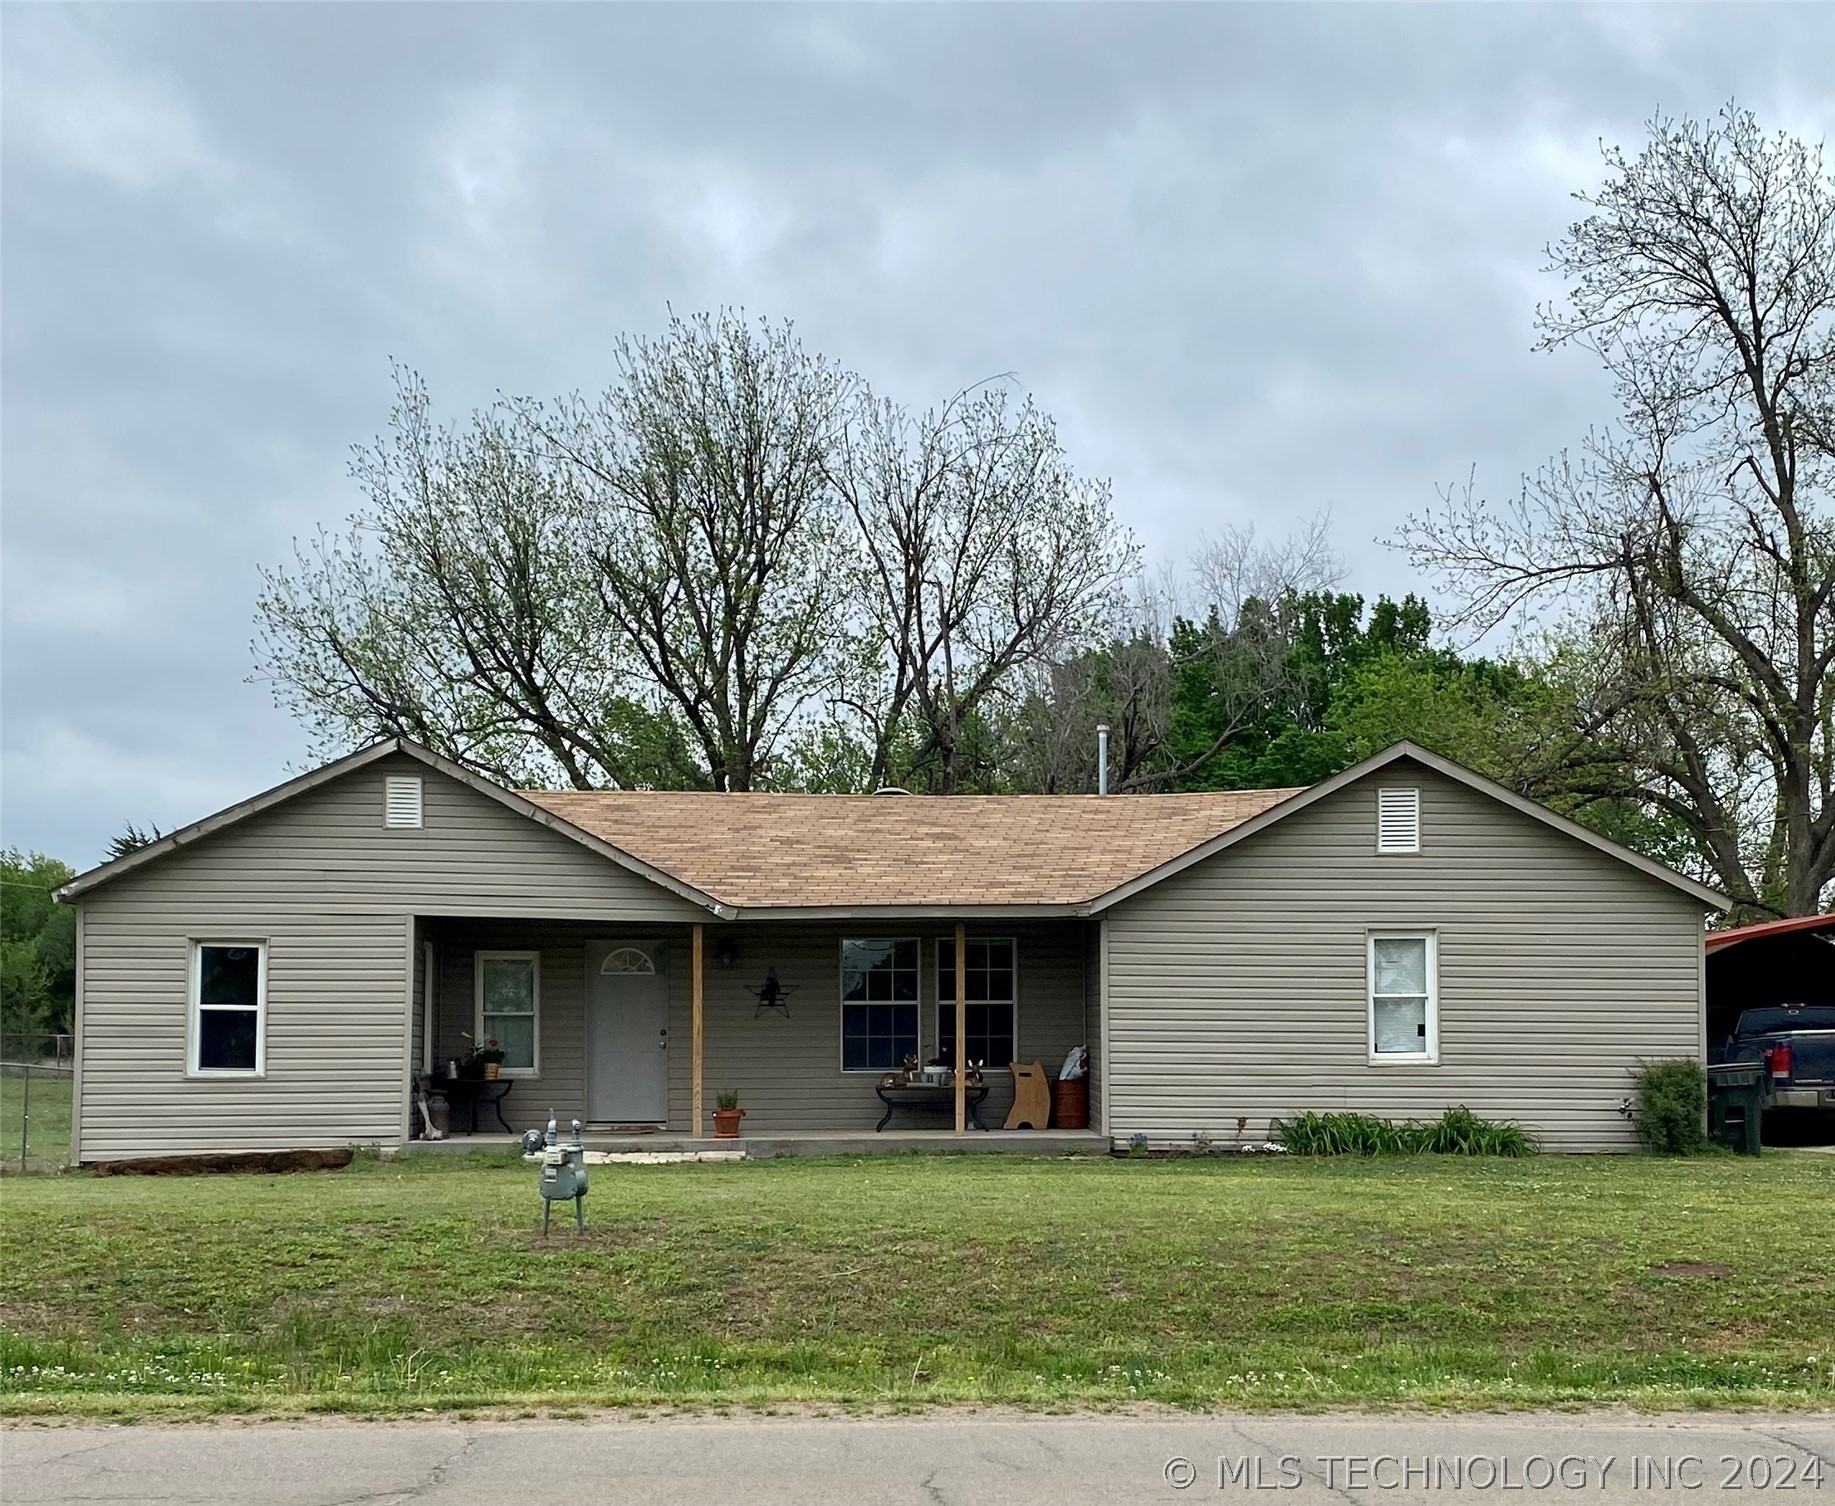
[1629,1058,1708,1154]
[1271,1106,1537,1156]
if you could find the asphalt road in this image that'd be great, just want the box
[3,1411,1832,1505]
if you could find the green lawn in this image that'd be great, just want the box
[0,1065,72,1175]
[2,1151,1831,1418]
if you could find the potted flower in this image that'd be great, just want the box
[712,1091,745,1138]
[462,1036,507,1081]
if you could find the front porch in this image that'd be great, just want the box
[411,914,1101,1141]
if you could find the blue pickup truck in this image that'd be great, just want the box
[1717,1004,1835,1115]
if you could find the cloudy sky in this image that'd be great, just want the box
[3,3,1831,866]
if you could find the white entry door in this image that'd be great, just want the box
[587,941,669,1123]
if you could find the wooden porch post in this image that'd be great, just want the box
[954,921,967,1134]
[692,923,705,1139]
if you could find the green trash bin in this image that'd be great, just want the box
[1707,1062,1771,1155]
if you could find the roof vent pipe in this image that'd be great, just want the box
[1097,724,1110,795]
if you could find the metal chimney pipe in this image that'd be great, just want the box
[1096,723,1110,795]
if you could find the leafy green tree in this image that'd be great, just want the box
[1,851,76,1038]
[259,314,1130,797]
[1168,591,1448,791]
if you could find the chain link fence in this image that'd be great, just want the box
[2,1032,74,1173]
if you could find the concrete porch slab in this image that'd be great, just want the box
[404,1129,1107,1159]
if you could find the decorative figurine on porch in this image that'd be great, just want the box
[747,967,798,1019]
[962,1059,985,1088]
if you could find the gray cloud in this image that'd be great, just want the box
[4,2,1831,864]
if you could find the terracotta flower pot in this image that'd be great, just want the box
[712,1108,745,1138]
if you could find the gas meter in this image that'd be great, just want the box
[522,1114,588,1233]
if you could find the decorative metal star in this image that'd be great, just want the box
[747,968,799,1018]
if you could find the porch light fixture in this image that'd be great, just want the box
[715,939,739,971]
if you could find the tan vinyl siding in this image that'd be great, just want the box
[1104,759,1710,1153]
[75,754,703,1160]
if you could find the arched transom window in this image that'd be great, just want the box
[600,946,657,975]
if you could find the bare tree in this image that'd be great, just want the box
[255,369,684,790]
[828,384,1136,791]
[1401,108,1834,917]
[1004,578,1174,793]
[259,319,1142,800]
[541,312,855,790]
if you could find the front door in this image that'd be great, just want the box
[587,941,669,1123]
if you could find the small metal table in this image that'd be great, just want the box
[875,1082,989,1132]
[428,1075,515,1134]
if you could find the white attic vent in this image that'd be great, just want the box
[384,775,423,829]
[1376,787,1420,854]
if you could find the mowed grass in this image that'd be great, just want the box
[0,1066,72,1175]
[1,1151,1831,1417]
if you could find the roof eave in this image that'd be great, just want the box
[712,902,1094,922]
[1704,914,1835,952]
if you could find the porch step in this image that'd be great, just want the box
[585,1149,746,1165]
[404,1129,1106,1159]
[584,1130,1105,1159]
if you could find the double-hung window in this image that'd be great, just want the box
[1368,933,1437,1063]
[935,937,1016,1070]
[476,951,540,1074]
[840,939,919,1071]
[190,941,266,1075]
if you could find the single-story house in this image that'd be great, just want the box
[54,738,1726,1161]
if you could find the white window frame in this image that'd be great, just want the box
[384,775,424,829]
[1367,931,1438,1066]
[838,937,921,1074]
[187,939,268,1078]
[1376,786,1421,854]
[475,950,541,1077]
[934,936,1019,1072]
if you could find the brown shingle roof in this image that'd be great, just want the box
[519,788,1302,909]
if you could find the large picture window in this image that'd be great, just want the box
[190,941,266,1075]
[840,938,919,1072]
[1368,933,1437,1063]
[476,951,540,1074]
[936,937,1016,1070]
